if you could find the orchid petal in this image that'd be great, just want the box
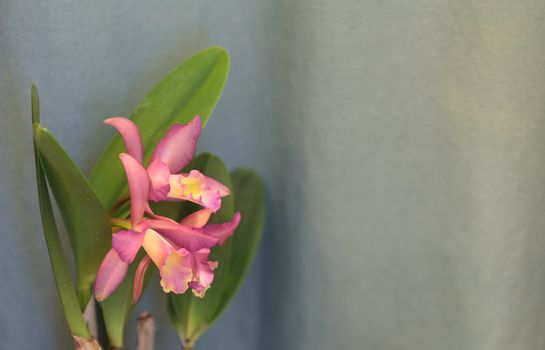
[201,173,230,197]
[95,249,129,301]
[159,248,193,294]
[168,170,229,212]
[150,116,202,173]
[148,219,218,251]
[132,256,151,304]
[104,117,143,163]
[188,249,218,298]
[147,158,171,202]
[180,208,212,228]
[111,229,145,263]
[120,153,150,226]
[142,229,175,267]
[201,212,241,245]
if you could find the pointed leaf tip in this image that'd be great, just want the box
[31,83,40,124]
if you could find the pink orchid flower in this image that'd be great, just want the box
[95,153,240,301]
[94,118,240,302]
[104,116,229,212]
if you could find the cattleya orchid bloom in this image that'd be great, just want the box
[94,117,240,302]
[104,116,229,212]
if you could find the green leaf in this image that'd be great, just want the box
[34,139,92,338]
[168,153,234,346]
[166,293,184,338]
[31,86,90,338]
[99,252,153,348]
[31,83,40,123]
[99,267,134,348]
[33,124,111,308]
[90,46,230,211]
[214,169,265,318]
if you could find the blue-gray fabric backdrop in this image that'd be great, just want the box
[2,1,545,349]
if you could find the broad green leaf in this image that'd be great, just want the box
[31,85,90,338]
[90,46,230,211]
[33,124,111,308]
[168,153,234,346]
[213,169,265,319]
[99,252,153,348]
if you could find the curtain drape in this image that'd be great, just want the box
[2,1,545,349]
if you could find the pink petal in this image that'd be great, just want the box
[199,175,230,212]
[147,158,171,202]
[132,256,151,304]
[189,249,218,298]
[95,249,129,301]
[104,117,143,163]
[159,248,193,294]
[120,153,150,226]
[112,229,145,263]
[168,170,229,212]
[142,229,175,267]
[148,219,218,252]
[201,174,230,197]
[180,209,212,228]
[150,116,202,173]
[201,212,241,245]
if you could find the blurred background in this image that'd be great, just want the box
[2,1,545,349]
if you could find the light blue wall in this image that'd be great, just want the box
[2,1,545,349]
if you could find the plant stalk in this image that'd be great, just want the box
[73,336,102,350]
[137,311,156,350]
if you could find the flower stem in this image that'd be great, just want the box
[182,339,194,350]
[137,311,156,350]
[73,336,102,350]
